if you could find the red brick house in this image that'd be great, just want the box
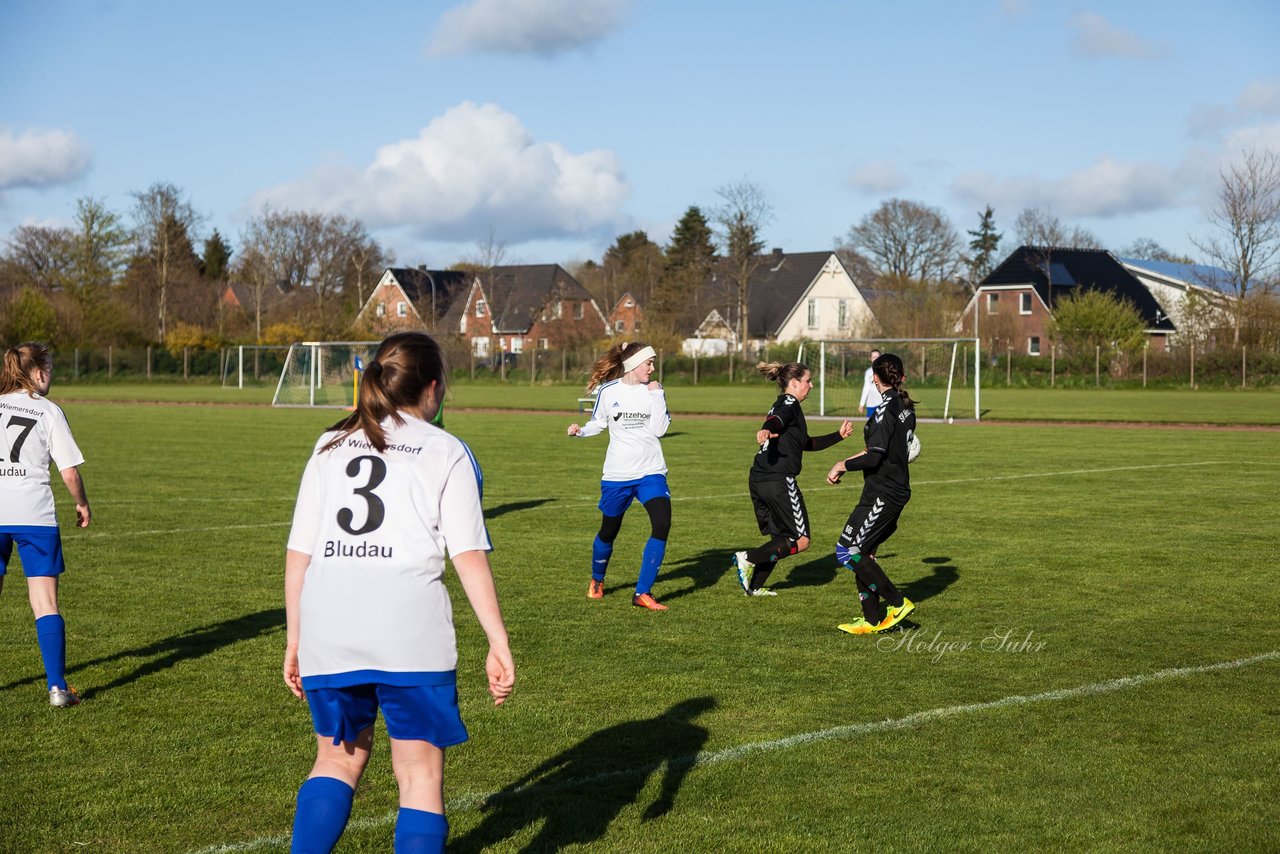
[459,264,609,361]
[608,292,644,336]
[355,267,470,336]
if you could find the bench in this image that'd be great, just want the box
[577,397,595,413]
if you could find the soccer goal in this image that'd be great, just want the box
[272,341,381,408]
[797,338,981,421]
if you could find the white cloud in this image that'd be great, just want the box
[1069,12,1166,60]
[1189,78,1280,138]
[250,101,630,244]
[427,0,629,57]
[951,156,1183,219]
[848,160,909,195]
[0,126,91,190]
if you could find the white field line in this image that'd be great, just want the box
[82,461,1226,540]
[188,649,1280,854]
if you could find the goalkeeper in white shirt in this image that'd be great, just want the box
[567,342,672,611]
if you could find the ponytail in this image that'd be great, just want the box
[0,343,52,396]
[756,361,808,391]
[585,341,651,393]
[322,333,447,453]
[871,353,915,410]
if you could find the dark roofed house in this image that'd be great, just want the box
[684,249,878,353]
[356,267,472,335]
[957,246,1208,356]
[459,264,608,362]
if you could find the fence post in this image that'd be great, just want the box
[1006,346,1012,386]
[658,349,664,384]
[146,345,152,381]
[1190,340,1195,389]
[693,349,699,386]
[184,347,190,380]
[74,348,79,379]
[531,347,536,387]
[108,345,113,378]
[1050,343,1056,388]
[729,348,735,383]
[1094,345,1100,388]
[1242,345,1247,388]
[561,349,567,383]
[1142,342,1148,388]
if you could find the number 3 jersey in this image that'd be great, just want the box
[0,392,85,528]
[287,414,491,688]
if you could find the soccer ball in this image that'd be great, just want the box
[906,430,921,463]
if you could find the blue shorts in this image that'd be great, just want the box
[306,682,469,748]
[599,474,670,517]
[0,527,66,577]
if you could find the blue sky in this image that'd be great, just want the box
[1,0,1277,270]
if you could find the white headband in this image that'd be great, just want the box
[622,345,656,373]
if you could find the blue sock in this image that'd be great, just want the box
[291,776,354,854]
[394,807,447,853]
[636,537,666,595]
[35,614,66,691]
[591,535,613,581]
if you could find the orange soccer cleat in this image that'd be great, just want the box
[631,592,668,611]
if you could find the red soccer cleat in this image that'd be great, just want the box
[631,592,668,611]
[587,579,605,599]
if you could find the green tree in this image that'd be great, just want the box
[655,206,716,330]
[201,229,233,280]
[1048,289,1147,372]
[68,196,129,292]
[602,230,663,312]
[3,286,58,344]
[965,205,1002,283]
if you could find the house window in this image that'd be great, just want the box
[987,293,999,314]
[511,338,524,354]
[475,299,486,317]
[376,302,385,317]
[397,302,407,317]
[838,299,848,329]
[538,338,548,349]
[574,302,584,320]
[472,337,489,357]
[1020,293,1032,315]
[807,299,818,329]
[624,298,634,307]
[615,320,625,332]
[1028,336,1041,356]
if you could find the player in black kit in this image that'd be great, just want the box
[732,362,853,596]
[826,352,918,635]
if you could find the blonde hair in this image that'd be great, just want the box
[322,333,447,453]
[756,361,809,391]
[0,342,52,396]
[585,341,651,393]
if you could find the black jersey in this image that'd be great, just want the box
[848,388,914,505]
[751,393,844,480]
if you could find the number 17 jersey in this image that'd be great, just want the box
[287,414,491,689]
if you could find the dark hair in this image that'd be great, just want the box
[0,342,52,396]
[585,341,651,393]
[322,333,447,452]
[756,361,809,391]
[872,352,915,410]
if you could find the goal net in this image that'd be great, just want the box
[797,338,982,421]
[272,341,381,408]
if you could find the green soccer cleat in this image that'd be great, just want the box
[837,619,877,635]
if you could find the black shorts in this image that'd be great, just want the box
[837,494,905,558]
[749,475,809,541]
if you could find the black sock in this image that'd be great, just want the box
[745,536,790,567]
[855,575,885,624]
[860,556,903,607]
[749,566,772,589]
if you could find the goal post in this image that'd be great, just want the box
[799,338,981,421]
[272,341,381,408]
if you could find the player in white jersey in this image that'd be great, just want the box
[283,332,514,854]
[0,343,90,708]
[567,342,672,611]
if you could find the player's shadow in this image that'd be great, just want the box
[451,697,716,853]
[900,557,960,604]
[774,553,839,590]
[612,548,732,602]
[0,608,284,699]
[485,499,555,519]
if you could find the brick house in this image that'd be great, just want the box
[355,267,471,336]
[608,292,644,336]
[458,264,609,361]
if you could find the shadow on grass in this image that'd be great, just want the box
[776,553,960,606]
[600,548,733,603]
[0,608,284,699]
[452,697,716,854]
[485,498,555,519]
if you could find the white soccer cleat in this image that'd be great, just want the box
[733,551,753,594]
[49,686,81,708]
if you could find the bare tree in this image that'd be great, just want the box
[712,179,772,355]
[1013,207,1101,249]
[1191,148,1280,346]
[2,225,76,294]
[131,182,205,341]
[845,198,961,283]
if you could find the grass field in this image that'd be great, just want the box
[2,400,1279,852]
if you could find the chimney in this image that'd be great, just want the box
[771,247,783,258]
